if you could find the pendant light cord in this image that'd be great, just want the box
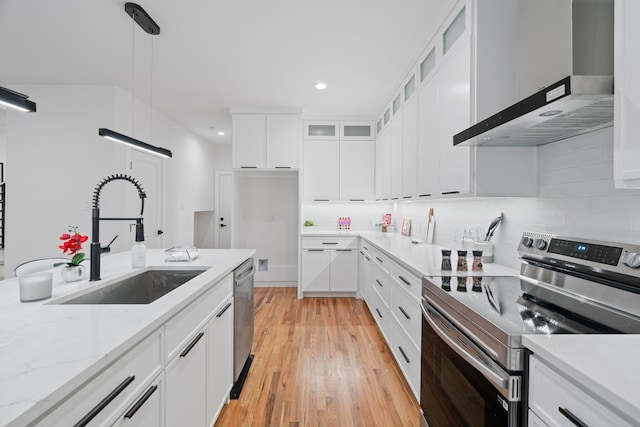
[131,11,135,138]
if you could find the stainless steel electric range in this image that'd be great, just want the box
[420,232,640,427]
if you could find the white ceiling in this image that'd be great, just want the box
[0,0,456,144]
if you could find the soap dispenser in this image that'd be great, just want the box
[132,219,146,268]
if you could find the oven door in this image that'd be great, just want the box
[420,301,522,427]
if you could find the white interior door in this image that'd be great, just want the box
[216,172,232,249]
[129,151,163,248]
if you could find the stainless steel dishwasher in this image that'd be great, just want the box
[230,257,254,399]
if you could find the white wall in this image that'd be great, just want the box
[5,85,215,274]
[394,127,640,270]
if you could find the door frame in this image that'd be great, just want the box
[215,171,233,248]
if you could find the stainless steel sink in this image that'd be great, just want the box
[60,269,206,305]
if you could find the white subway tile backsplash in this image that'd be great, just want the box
[565,212,632,231]
[539,146,606,172]
[539,161,612,186]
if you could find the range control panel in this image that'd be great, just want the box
[518,232,640,272]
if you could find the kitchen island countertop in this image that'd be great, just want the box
[0,248,254,427]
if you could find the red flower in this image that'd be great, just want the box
[58,226,89,265]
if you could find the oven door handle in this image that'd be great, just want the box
[421,302,511,395]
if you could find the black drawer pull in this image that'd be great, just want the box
[274,166,291,169]
[398,276,411,286]
[375,308,383,318]
[314,199,329,202]
[375,279,383,287]
[419,194,432,197]
[398,346,410,364]
[363,246,368,250]
[124,385,158,419]
[559,407,589,427]
[322,242,338,245]
[398,306,410,319]
[375,257,383,263]
[403,196,412,199]
[74,376,135,427]
[360,251,364,255]
[336,249,352,252]
[441,191,460,195]
[308,249,324,252]
[180,332,204,358]
[240,166,257,169]
[365,256,371,261]
[216,302,232,317]
[391,197,399,200]
[349,199,365,202]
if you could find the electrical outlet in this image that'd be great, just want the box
[452,226,459,242]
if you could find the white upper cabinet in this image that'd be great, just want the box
[402,75,418,199]
[614,0,640,188]
[340,140,375,201]
[390,93,403,200]
[305,121,339,140]
[232,111,301,169]
[303,139,340,201]
[341,122,373,140]
[417,65,440,198]
[232,114,267,169]
[267,115,300,169]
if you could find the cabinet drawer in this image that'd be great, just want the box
[528,409,549,427]
[369,246,391,272]
[302,237,358,250]
[165,274,233,362]
[371,261,391,307]
[529,355,632,427]
[390,284,421,347]
[390,320,420,400]
[370,287,391,340]
[388,262,422,301]
[37,330,163,427]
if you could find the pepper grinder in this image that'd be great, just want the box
[472,250,483,271]
[441,249,452,271]
[457,250,468,271]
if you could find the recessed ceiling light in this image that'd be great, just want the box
[315,82,327,90]
[217,131,225,136]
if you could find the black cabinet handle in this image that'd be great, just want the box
[398,306,410,319]
[363,246,368,250]
[180,332,204,358]
[376,279,383,287]
[375,308,383,318]
[391,197,399,200]
[336,249,352,252]
[240,166,257,169]
[314,199,329,202]
[349,199,365,202]
[216,302,232,317]
[124,384,158,419]
[398,276,411,286]
[360,251,365,255]
[308,249,324,252]
[322,242,338,245]
[398,346,410,364]
[559,407,589,427]
[419,193,432,197]
[274,166,291,169]
[403,196,412,199]
[441,191,460,195]
[375,257,383,263]
[74,376,136,427]
[365,256,371,261]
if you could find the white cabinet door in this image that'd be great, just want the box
[330,249,358,292]
[380,130,392,200]
[340,140,375,201]
[301,249,331,291]
[390,112,403,200]
[375,134,383,200]
[206,298,234,426]
[358,249,372,304]
[438,41,471,195]
[303,140,340,201]
[267,114,299,169]
[165,329,207,427]
[232,114,267,169]
[417,74,440,197]
[402,93,418,199]
[111,375,164,427]
[614,0,640,188]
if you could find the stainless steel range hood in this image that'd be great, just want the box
[454,0,613,147]
[453,75,613,146]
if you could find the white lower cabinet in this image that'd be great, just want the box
[301,237,358,293]
[358,246,372,304]
[528,410,549,427]
[165,327,207,427]
[111,374,164,427]
[206,297,234,425]
[390,320,420,398]
[528,355,632,427]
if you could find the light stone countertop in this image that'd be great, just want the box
[523,334,640,424]
[0,248,254,427]
[301,230,519,278]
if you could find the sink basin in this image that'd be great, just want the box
[60,269,206,305]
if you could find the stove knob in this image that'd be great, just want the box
[521,236,534,248]
[623,252,640,268]
[535,239,547,250]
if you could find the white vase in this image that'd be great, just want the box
[61,265,86,282]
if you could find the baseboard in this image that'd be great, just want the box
[254,281,297,288]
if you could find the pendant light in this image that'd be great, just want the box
[98,2,172,158]
[0,86,36,112]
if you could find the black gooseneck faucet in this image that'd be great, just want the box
[90,174,147,281]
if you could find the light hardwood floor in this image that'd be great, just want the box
[214,287,420,427]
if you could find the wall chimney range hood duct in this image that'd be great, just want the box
[453,75,613,147]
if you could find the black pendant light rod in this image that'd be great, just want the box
[99,128,172,158]
[0,86,36,112]
[125,3,160,35]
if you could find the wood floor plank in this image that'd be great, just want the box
[214,287,420,427]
